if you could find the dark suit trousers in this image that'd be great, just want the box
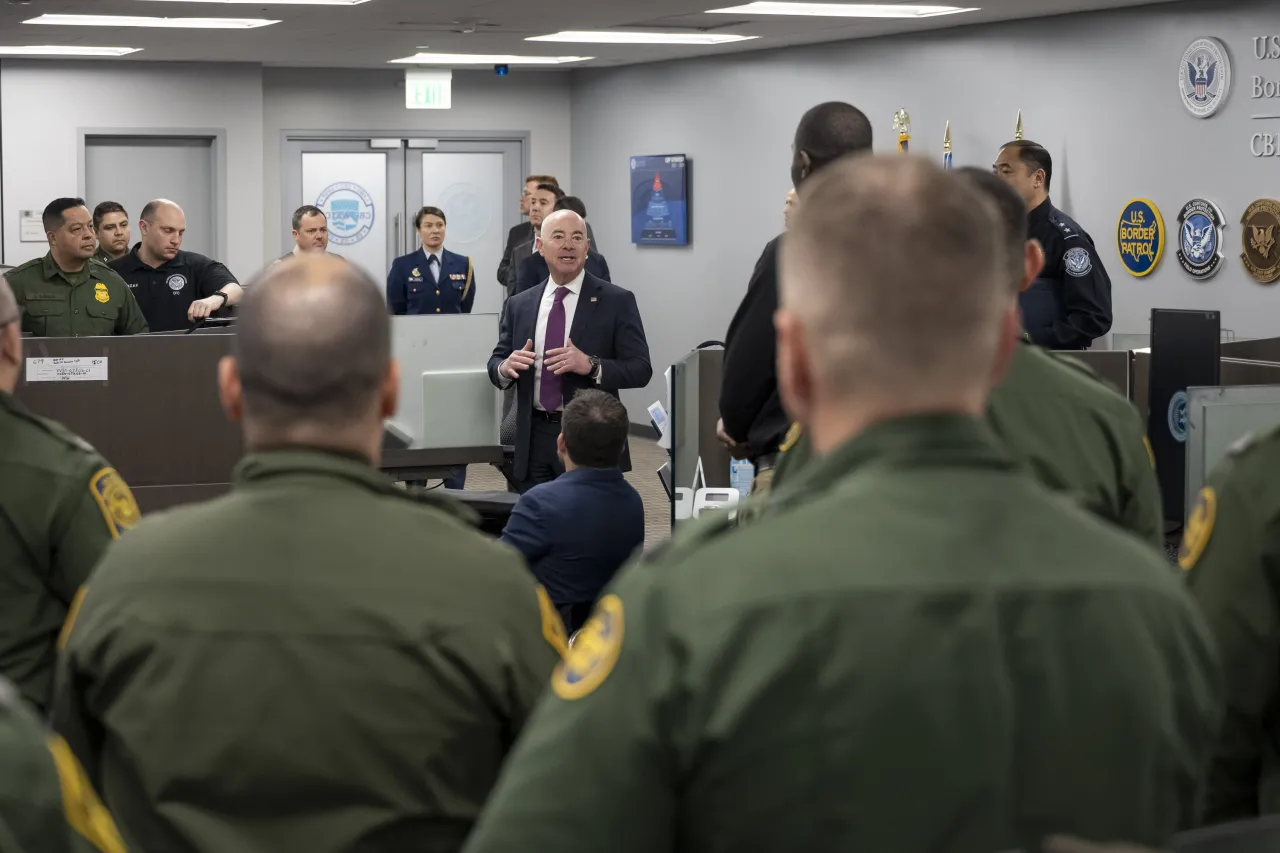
[517,415,565,494]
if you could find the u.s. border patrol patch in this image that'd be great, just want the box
[536,585,568,657]
[93,282,110,304]
[779,422,802,453]
[89,467,140,539]
[1064,246,1093,277]
[1179,486,1217,571]
[552,594,623,700]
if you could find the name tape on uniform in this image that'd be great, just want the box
[26,357,108,383]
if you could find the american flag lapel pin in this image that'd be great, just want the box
[590,297,598,302]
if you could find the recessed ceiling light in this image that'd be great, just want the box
[0,45,142,56]
[388,53,592,65]
[706,3,977,17]
[24,14,278,28]
[528,31,757,45]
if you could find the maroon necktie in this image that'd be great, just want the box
[539,286,570,412]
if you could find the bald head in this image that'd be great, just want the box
[138,199,187,265]
[540,209,589,284]
[779,156,1010,409]
[140,198,181,223]
[230,256,393,441]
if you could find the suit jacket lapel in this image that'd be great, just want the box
[569,275,601,346]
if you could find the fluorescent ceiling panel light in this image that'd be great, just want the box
[0,45,142,56]
[24,14,278,28]
[528,31,756,45]
[706,3,977,18]
[137,0,369,4]
[389,53,591,65]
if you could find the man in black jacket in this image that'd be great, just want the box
[718,102,873,492]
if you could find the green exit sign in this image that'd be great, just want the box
[405,69,452,110]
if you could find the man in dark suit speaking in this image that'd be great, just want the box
[488,210,651,493]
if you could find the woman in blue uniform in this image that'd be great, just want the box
[386,206,475,316]
[387,206,475,490]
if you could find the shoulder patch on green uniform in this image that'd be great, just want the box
[58,587,87,651]
[779,422,802,453]
[552,594,623,700]
[1143,436,1156,470]
[536,585,569,657]
[47,734,128,853]
[89,467,140,540]
[1179,487,1217,572]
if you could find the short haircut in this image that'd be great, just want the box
[561,389,629,469]
[235,257,391,432]
[534,183,564,200]
[414,206,446,229]
[1001,140,1053,191]
[43,198,85,233]
[527,174,559,188]
[554,196,587,219]
[92,201,127,231]
[292,204,326,231]
[956,167,1028,293]
[781,156,1006,402]
[794,102,874,172]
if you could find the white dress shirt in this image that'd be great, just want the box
[533,269,584,411]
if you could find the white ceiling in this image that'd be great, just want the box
[0,0,1183,68]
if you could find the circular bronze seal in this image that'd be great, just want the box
[1241,198,1280,284]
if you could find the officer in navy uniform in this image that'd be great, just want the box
[386,206,475,317]
[993,140,1111,350]
[387,205,475,490]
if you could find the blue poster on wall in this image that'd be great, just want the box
[630,154,689,246]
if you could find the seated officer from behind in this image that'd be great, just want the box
[387,206,475,316]
[54,255,564,853]
[773,169,1163,549]
[109,199,242,332]
[0,277,140,713]
[462,157,1220,853]
[4,198,147,338]
[0,676,127,853]
[91,201,130,264]
[501,389,644,635]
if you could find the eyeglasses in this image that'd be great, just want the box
[545,233,586,246]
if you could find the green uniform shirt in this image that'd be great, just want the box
[0,678,127,853]
[0,391,139,713]
[54,449,564,853]
[90,247,120,266]
[1183,425,1280,823]
[4,253,148,337]
[771,341,1164,548]
[464,415,1221,853]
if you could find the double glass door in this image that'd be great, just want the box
[282,134,525,315]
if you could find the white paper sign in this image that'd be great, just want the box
[26,357,108,382]
[19,210,45,243]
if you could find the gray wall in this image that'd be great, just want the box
[571,0,1280,416]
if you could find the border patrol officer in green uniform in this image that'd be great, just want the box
[1182,427,1280,824]
[771,170,1163,550]
[0,277,140,714]
[4,198,147,338]
[0,677,127,853]
[463,158,1220,853]
[54,256,563,853]
[90,201,131,266]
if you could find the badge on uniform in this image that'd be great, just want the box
[536,585,569,657]
[1063,246,1093,277]
[89,467,141,539]
[411,268,420,278]
[552,594,624,700]
[1179,486,1217,571]
[93,282,110,304]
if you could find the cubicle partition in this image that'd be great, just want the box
[15,315,503,512]
[669,348,733,528]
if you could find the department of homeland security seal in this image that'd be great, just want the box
[166,274,186,292]
[1180,37,1231,119]
[1241,198,1280,284]
[1115,199,1165,277]
[1168,390,1190,443]
[317,182,375,246]
[1177,198,1225,280]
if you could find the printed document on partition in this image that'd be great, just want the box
[26,357,108,382]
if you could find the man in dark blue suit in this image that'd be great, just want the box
[489,209,651,493]
[501,389,644,634]
[386,206,475,316]
[514,196,610,296]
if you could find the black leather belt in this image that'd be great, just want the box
[533,409,563,423]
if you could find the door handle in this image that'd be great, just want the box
[394,213,401,257]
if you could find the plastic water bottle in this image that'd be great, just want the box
[729,458,755,499]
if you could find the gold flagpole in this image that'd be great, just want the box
[943,120,952,169]
[894,109,911,154]
[1014,109,1024,141]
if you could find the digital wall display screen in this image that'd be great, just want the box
[630,154,689,246]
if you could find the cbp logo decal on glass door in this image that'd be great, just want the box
[316,182,375,246]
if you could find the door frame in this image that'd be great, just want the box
[279,129,529,259]
[77,127,229,263]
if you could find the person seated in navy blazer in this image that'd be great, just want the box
[513,196,610,296]
[386,206,475,316]
[489,209,652,494]
[501,389,644,635]
[388,206,474,489]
